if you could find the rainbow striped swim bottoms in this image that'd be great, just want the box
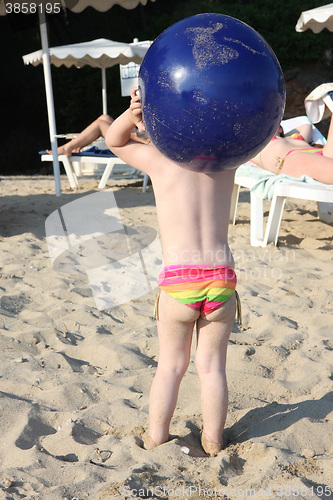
[157,264,237,316]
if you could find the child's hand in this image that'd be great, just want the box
[130,87,145,132]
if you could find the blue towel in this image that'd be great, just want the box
[80,146,114,157]
[236,163,321,200]
[39,146,115,158]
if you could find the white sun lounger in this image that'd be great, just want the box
[40,149,149,192]
[230,116,333,246]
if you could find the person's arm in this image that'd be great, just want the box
[106,88,144,147]
[105,88,161,175]
[106,108,137,148]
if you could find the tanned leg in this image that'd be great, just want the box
[47,115,113,156]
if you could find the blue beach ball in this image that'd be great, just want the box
[138,13,286,170]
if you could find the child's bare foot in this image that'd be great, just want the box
[201,431,223,457]
[142,432,159,450]
[142,432,170,450]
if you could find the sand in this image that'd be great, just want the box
[0,173,332,500]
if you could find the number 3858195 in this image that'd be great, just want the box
[5,3,61,14]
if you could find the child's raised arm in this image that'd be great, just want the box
[105,87,161,176]
[106,88,145,148]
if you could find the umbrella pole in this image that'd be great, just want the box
[102,67,107,115]
[38,10,61,196]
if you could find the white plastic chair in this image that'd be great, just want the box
[230,116,333,246]
[41,151,149,192]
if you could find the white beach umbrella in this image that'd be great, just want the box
[23,38,151,115]
[0,0,156,195]
[296,3,333,33]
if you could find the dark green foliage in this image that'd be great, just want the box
[0,0,332,173]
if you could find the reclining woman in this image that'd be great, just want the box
[47,114,149,157]
[251,114,333,184]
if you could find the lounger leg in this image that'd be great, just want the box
[62,157,79,188]
[230,183,240,224]
[143,174,149,193]
[318,201,333,223]
[264,194,286,246]
[250,192,264,246]
[98,159,115,189]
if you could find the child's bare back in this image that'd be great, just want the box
[106,93,235,268]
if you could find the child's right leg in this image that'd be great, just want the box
[195,294,236,455]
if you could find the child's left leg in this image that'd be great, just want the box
[145,291,200,448]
